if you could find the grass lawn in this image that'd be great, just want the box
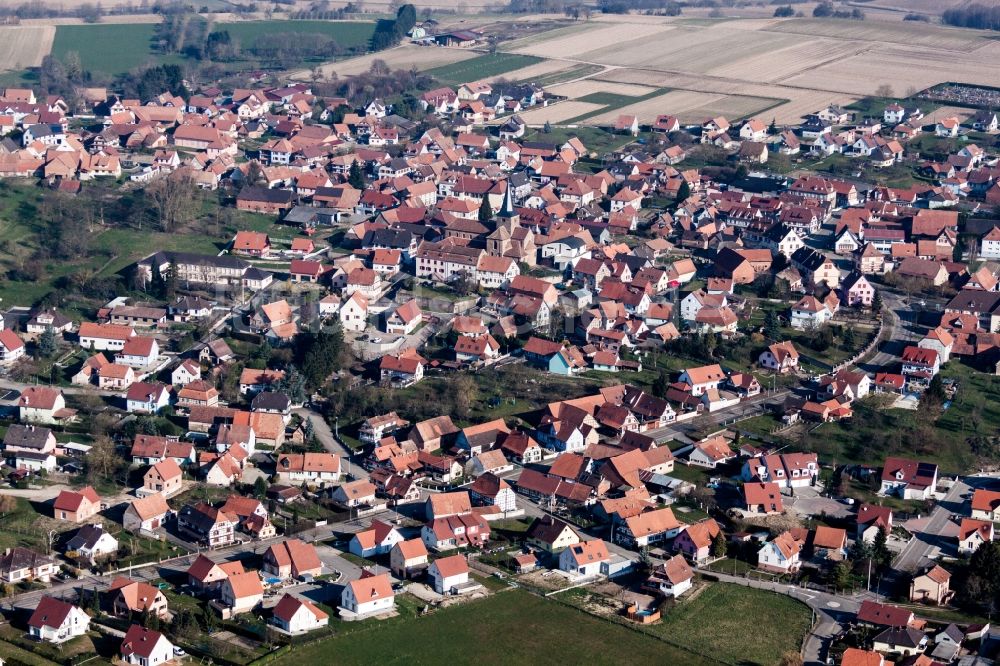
[0,178,275,305]
[0,637,60,665]
[425,53,543,86]
[276,589,709,665]
[519,125,636,155]
[647,583,812,666]
[52,24,181,76]
[0,497,50,551]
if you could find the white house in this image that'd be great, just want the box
[125,382,171,414]
[119,625,174,666]
[348,520,404,558]
[340,573,395,618]
[28,596,90,644]
[979,227,1000,260]
[759,341,799,374]
[270,594,329,634]
[677,364,726,396]
[65,524,119,563]
[790,295,832,330]
[171,359,201,386]
[645,554,693,598]
[757,531,802,573]
[427,554,470,594]
[558,539,610,578]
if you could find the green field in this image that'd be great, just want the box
[646,583,812,665]
[275,589,711,665]
[50,20,376,77]
[425,53,543,85]
[52,24,176,76]
[217,20,376,51]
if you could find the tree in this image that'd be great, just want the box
[872,289,883,314]
[960,541,1000,614]
[478,196,493,224]
[872,527,891,569]
[764,309,781,340]
[875,83,895,99]
[145,172,196,233]
[773,5,794,17]
[163,262,179,300]
[711,532,727,558]
[842,326,856,350]
[675,180,691,206]
[277,365,308,405]
[652,369,669,399]
[813,1,834,17]
[832,560,853,591]
[253,476,268,499]
[38,326,57,357]
[542,120,552,134]
[348,160,365,189]
[87,436,120,485]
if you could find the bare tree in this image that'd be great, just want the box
[145,171,196,232]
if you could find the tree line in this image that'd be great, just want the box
[943,4,1000,30]
[371,3,416,51]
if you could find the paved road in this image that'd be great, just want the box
[293,406,369,481]
[860,293,921,371]
[892,478,969,572]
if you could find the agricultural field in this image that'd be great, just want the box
[488,13,997,126]
[51,23,171,75]
[424,53,543,86]
[0,25,55,72]
[516,101,606,125]
[293,43,476,80]
[276,589,711,666]
[213,19,376,51]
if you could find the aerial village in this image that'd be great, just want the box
[0,12,999,666]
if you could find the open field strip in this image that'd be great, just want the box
[592,69,855,124]
[762,17,991,50]
[576,26,805,73]
[547,80,658,98]
[501,61,603,86]
[20,13,162,24]
[0,25,55,71]
[510,21,673,59]
[708,38,869,84]
[516,101,607,125]
[293,44,477,80]
[782,42,1000,96]
[425,53,542,86]
[580,89,782,125]
[482,58,570,84]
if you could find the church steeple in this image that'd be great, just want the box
[498,181,519,227]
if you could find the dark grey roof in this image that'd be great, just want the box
[66,524,111,551]
[237,186,295,204]
[0,547,54,574]
[251,391,290,412]
[140,251,249,271]
[3,424,53,450]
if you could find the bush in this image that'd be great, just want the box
[773,5,794,16]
